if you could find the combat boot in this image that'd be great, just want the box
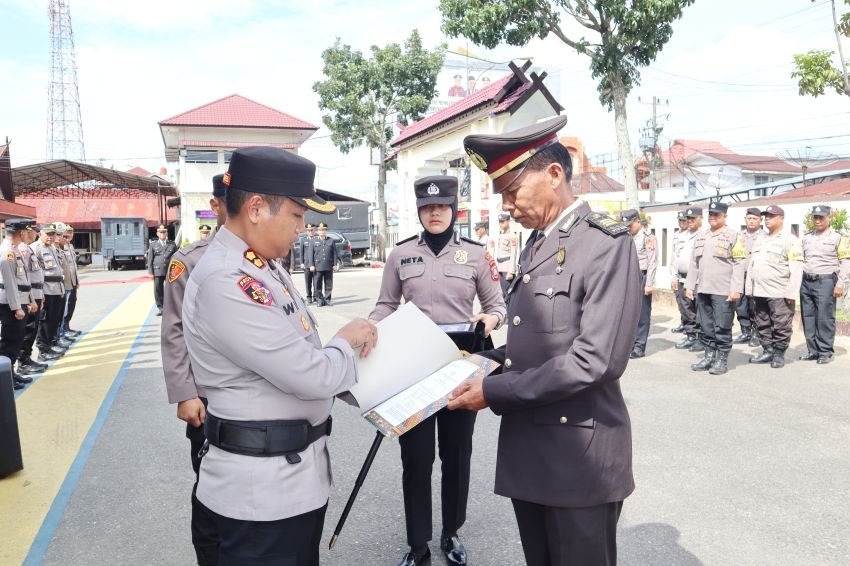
[733,330,752,344]
[749,346,774,364]
[709,351,729,375]
[676,334,697,350]
[671,324,685,334]
[688,339,705,353]
[691,349,716,371]
[771,348,786,369]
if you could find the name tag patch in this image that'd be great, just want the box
[400,256,424,265]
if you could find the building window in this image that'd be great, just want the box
[754,175,769,185]
[223,151,234,164]
[185,150,218,163]
[337,207,352,221]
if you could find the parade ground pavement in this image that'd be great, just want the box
[1,267,848,565]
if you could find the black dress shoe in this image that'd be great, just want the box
[629,349,645,359]
[440,534,467,566]
[50,346,67,355]
[798,352,819,361]
[17,364,41,376]
[156,309,163,316]
[65,328,81,336]
[817,355,833,365]
[671,324,685,333]
[58,338,74,348]
[732,333,751,344]
[13,379,25,390]
[14,373,34,384]
[20,359,48,371]
[38,352,61,362]
[398,546,431,566]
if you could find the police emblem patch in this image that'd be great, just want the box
[167,259,186,283]
[454,250,468,264]
[244,249,267,269]
[6,252,14,262]
[427,183,440,196]
[237,275,273,306]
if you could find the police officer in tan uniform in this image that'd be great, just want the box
[31,224,68,360]
[17,223,50,375]
[685,202,747,375]
[161,173,227,566]
[182,147,377,565]
[673,208,706,351]
[746,205,803,368]
[799,205,850,364]
[450,116,642,566]
[1,219,37,389]
[622,209,656,358]
[370,175,506,566]
[670,210,688,333]
[733,208,766,346]
[495,212,518,297]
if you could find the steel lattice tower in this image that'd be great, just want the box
[47,0,86,161]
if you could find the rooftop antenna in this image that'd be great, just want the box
[47,0,86,162]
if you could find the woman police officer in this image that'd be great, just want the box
[370,175,506,566]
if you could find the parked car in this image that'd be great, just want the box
[291,231,353,272]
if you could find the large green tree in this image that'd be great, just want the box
[439,0,694,208]
[791,0,850,98]
[313,30,445,261]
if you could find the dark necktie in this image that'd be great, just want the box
[531,231,546,259]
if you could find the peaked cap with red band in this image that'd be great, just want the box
[463,115,568,180]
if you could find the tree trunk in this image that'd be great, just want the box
[376,145,388,262]
[830,0,850,97]
[611,77,640,209]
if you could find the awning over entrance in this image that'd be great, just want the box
[11,160,178,198]
[16,194,167,231]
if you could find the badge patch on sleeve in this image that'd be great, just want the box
[244,249,267,269]
[6,252,14,262]
[237,275,273,306]
[167,259,186,283]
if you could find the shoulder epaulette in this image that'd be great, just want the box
[395,235,417,247]
[586,212,629,236]
[461,237,484,246]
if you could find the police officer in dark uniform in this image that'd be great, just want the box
[451,116,642,566]
[147,224,178,316]
[300,224,317,302]
[1,218,37,390]
[370,176,506,566]
[161,174,227,566]
[309,222,338,306]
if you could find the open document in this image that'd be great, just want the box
[338,303,500,439]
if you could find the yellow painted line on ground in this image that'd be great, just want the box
[0,283,152,564]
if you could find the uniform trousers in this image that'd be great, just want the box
[697,293,735,353]
[37,294,65,349]
[153,276,166,309]
[499,272,510,298]
[511,499,623,566]
[800,275,837,355]
[19,298,43,362]
[675,276,699,335]
[0,305,27,372]
[735,273,754,333]
[303,269,315,300]
[399,407,476,547]
[62,287,78,332]
[633,270,651,352]
[754,297,795,351]
[186,398,219,566]
[313,271,333,303]
[200,501,327,566]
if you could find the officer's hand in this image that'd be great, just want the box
[333,266,338,272]
[336,318,378,358]
[470,313,499,337]
[835,286,845,298]
[506,273,514,281]
[685,288,694,301]
[644,286,653,296]
[309,266,315,272]
[14,308,25,320]
[28,301,37,313]
[177,397,206,428]
[728,291,741,302]
[671,280,679,291]
[447,376,488,411]
[300,264,305,270]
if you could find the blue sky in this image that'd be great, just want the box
[1,0,848,202]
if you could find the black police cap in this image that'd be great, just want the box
[474,221,488,230]
[6,218,36,232]
[212,174,227,198]
[708,202,729,214]
[621,209,640,223]
[745,207,761,216]
[223,147,335,215]
[685,207,703,218]
[414,176,457,208]
[677,210,687,220]
[464,116,568,180]
[498,212,511,222]
[811,204,831,216]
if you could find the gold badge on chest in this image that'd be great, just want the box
[556,246,565,274]
[454,250,468,264]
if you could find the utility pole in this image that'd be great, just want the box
[638,96,670,204]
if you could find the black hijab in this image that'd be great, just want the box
[420,202,457,256]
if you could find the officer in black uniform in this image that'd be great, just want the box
[309,222,338,306]
[147,224,178,316]
[300,224,317,302]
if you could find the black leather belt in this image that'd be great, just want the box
[804,272,837,281]
[31,282,43,289]
[44,276,63,282]
[205,413,332,464]
[0,283,31,291]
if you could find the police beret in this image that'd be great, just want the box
[414,175,457,208]
[498,212,511,222]
[223,147,335,215]
[464,116,568,180]
[6,218,36,232]
[745,207,761,216]
[677,210,687,220]
[761,204,785,216]
[708,202,729,214]
[212,174,227,199]
[621,209,640,223]
[811,204,831,216]
[685,207,703,218]
[39,223,57,233]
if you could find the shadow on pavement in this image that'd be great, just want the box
[620,522,703,566]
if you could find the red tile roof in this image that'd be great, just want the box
[178,140,299,150]
[701,152,850,174]
[0,199,38,220]
[159,94,318,130]
[17,193,165,231]
[746,177,850,203]
[125,166,151,176]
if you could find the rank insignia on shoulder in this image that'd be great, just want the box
[395,235,417,246]
[167,259,186,283]
[460,236,483,246]
[244,249,266,269]
[237,275,273,306]
[587,212,628,236]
